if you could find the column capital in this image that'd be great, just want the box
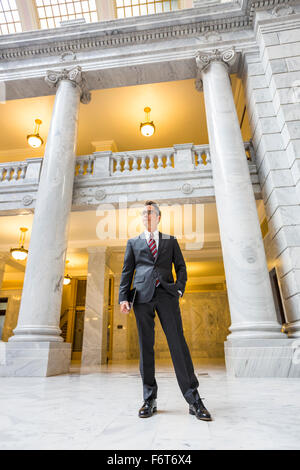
[195,48,237,92]
[45,65,91,104]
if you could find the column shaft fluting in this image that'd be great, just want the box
[11,67,90,342]
[196,49,284,340]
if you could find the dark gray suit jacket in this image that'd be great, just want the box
[118,231,187,304]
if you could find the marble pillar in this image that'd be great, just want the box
[81,246,109,369]
[112,273,128,361]
[0,258,6,346]
[0,257,5,291]
[195,49,300,377]
[0,66,91,377]
[196,49,284,341]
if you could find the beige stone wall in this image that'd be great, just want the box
[0,289,22,342]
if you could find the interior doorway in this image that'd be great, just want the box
[60,278,87,362]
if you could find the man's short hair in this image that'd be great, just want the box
[144,200,161,217]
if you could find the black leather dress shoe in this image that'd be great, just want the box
[138,398,157,418]
[189,398,212,421]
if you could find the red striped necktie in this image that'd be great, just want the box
[148,233,160,287]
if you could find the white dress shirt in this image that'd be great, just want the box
[144,229,159,251]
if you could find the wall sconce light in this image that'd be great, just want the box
[10,227,28,261]
[63,274,72,286]
[27,119,44,148]
[140,107,155,137]
[63,260,72,285]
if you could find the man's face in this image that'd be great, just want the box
[142,205,160,232]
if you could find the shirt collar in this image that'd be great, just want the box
[144,229,159,238]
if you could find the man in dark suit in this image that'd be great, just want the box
[119,200,212,421]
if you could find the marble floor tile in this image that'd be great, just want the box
[0,359,299,450]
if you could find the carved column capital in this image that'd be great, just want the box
[45,65,91,104]
[195,48,237,92]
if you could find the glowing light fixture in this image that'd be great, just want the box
[140,107,155,137]
[27,119,44,148]
[63,274,72,286]
[64,260,72,286]
[10,227,28,261]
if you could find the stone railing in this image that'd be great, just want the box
[0,158,42,185]
[78,141,254,178]
[0,142,255,185]
[0,142,258,212]
[75,155,94,176]
[110,148,175,175]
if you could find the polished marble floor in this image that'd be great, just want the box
[0,358,299,450]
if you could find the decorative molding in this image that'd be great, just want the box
[196,48,237,73]
[181,183,193,194]
[203,31,222,42]
[0,19,249,61]
[0,0,276,61]
[22,195,33,206]
[195,47,237,91]
[0,1,297,62]
[245,0,296,18]
[271,4,295,16]
[60,51,77,62]
[95,189,107,201]
[45,66,91,104]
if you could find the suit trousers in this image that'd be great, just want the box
[133,284,200,405]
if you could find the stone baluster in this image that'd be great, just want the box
[166,152,173,168]
[148,154,155,170]
[132,155,138,171]
[157,153,164,169]
[124,155,130,172]
[141,155,147,170]
[86,157,93,175]
[4,167,11,181]
[19,165,27,180]
[115,157,122,174]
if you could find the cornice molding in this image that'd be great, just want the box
[0,0,297,61]
[0,19,248,61]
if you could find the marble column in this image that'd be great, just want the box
[0,258,6,347]
[0,257,5,291]
[112,273,128,361]
[195,49,284,341]
[0,66,91,377]
[194,49,300,378]
[81,246,109,369]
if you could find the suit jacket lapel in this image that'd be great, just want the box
[139,231,163,263]
[155,231,163,263]
[138,232,153,261]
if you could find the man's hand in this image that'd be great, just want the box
[120,301,130,314]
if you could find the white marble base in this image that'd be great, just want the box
[0,342,72,377]
[224,339,300,377]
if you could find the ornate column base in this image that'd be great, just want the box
[0,342,71,377]
[9,325,63,342]
[284,320,300,338]
[227,321,285,340]
[224,338,300,377]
